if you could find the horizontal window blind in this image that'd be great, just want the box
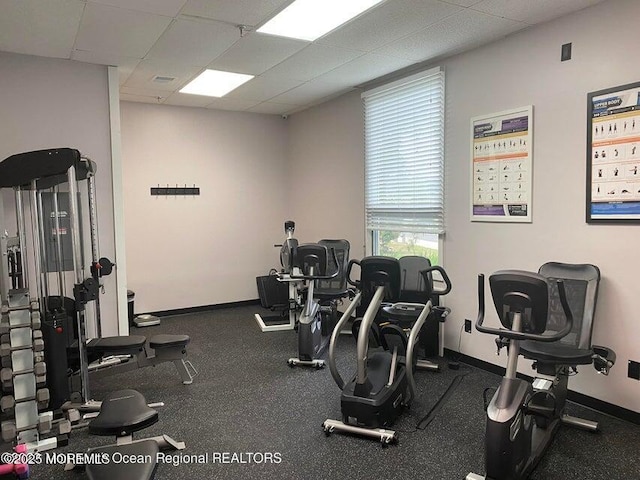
[363,68,445,234]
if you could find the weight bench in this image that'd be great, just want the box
[83,334,196,385]
[66,389,185,479]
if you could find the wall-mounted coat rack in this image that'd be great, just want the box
[150,185,200,196]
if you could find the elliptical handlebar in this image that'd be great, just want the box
[420,265,452,296]
[475,273,574,342]
[346,259,361,288]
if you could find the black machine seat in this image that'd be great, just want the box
[521,342,595,365]
[87,336,147,356]
[149,334,190,350]
[520,262,601,365]
[86,440,159,480]
[315,239,351,300]
[89,389,158,436]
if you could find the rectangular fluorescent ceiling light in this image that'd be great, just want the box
[257,0,384,41]
[179,70,254,97]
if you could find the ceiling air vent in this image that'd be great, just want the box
[152,75,176,84]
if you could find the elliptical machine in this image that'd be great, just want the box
[323,256,451,444]
[467,263,617,480]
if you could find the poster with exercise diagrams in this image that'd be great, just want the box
[587,81,640,223]
[470,106,533,222]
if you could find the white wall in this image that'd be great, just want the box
[286,91,366,257]
[287,0,640,413]
[120,102,288,313]
[0,52,119,336]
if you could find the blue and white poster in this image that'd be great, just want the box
[588,82,640,223]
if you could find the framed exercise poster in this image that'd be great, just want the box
[587,81,640,223]
[470,106,533,222]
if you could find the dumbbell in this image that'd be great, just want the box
[1,367,13,390]
[0,304,8,315]
[58,418,72,435]
[1,420,16,442]
[36,388,49,409]
[31,311,41,330]
[38,415,52,434]
[0,395,15,412]
[35,362,47,386]
[32,331,44,352]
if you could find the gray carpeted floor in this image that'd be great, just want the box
[32,305,639,479]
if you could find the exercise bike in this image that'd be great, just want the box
[286,243,339,368]
[467,263,616,480]
[323,256,451,444]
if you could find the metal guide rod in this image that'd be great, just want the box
[67,166,90,402]
[14,188,29,289]
[52,187,66,298]
[87,172,102,337]
[505,312,522,380]
[328,291,361,390]
[29,182,45,307]
[405,299,433,403]
[356,286,386,385]
[36,191,50,299]
[87,172,100,265]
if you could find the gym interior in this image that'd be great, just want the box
[0,0,639,479]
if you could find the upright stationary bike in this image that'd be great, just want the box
[468,264,616,480]
[287,243,339,368]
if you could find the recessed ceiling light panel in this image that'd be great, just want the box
[257,0,384,41]
[179,70,254,97]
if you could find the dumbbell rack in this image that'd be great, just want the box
[0,288,66,451]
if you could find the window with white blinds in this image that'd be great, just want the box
[363,67,445,234]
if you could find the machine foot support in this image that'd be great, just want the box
[466,474,486,480]
[416,359,440,371]
[561,414,599,432]
[322,419,397,445]
[287,358,325,369]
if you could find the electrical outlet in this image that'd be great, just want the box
[628,360,640,380]
[464,319,472,333]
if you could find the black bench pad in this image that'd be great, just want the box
[149,334,190,350]
[87,440,159,480]
[89,389,158,436]
[87,336,147,355]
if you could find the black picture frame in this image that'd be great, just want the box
[586,80,640,224]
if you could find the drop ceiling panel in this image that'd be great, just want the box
[269,79,353,106]
[145,18,240,66]
[247,102,299,115]
[71,49,141,84]
[375,9,526,61]
[208,34,308,75]
[264,44,365,82]
[205,97,261,111]
[120,93,166,104]
[75,3,172,58]
[319,0,462,52]
[163,92,216,107]
[226,74,303,102]
[180,0,289,26]
[472,0,603,24]
[315,53,415,86]
[0,0,84,58]
[444,0,484,6]
[123,59,202,91]
[120,85,171,102]
[89,0,188,17]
